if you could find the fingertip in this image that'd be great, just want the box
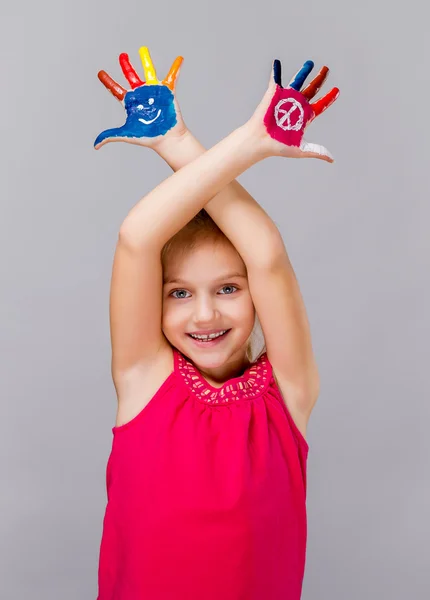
[273,59,282,87]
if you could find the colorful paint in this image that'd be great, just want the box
[263,59,339,153]
[94,47,183,149]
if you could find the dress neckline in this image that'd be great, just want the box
[173,348,271,404]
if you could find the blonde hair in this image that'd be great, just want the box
[161,209,266,363]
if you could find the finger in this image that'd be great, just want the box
[97,71,126,101]
[163,56,183,90]
[273,59,282,87]
[288,60,314,91]
[311,87,340,117]
[94,127,119,149]
[139,46,158,85]
[119,53,144,89]
[301,66,329,100]
[94,125,129,149]
[300,139,334,162]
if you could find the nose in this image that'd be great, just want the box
[193,296,219,326]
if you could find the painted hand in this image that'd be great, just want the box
[251,59,340,162]
[94,47,185,149]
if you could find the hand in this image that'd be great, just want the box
[94,46,187,150]
[248,58,340,162]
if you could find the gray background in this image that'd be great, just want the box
[1,0,428,598]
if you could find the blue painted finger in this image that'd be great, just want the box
[273,59,282,87]
[289,60,315,91]
[94,126,128,148]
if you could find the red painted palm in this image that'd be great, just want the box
[251,59,340,162]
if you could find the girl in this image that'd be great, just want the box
[94,47,339,599]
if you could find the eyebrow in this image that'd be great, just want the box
[163,271,247,285]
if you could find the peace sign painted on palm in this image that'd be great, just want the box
[94,47,184,149]
[259,59,340,161]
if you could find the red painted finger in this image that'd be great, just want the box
[311,87,340,117]
[98,70,127,101]
[301,66,329,100]
[119,53,144,89]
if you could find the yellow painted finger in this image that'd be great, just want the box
[139,46,158,84]
[162,56,183,90]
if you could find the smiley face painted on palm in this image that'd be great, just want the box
[94,47,183,148]
[123,84,177,137]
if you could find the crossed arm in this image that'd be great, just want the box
[97,47,338,409]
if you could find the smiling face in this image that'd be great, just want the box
[124,84,177,137]
[162,239,256,379]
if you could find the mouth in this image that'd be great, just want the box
[139,109,162,125]
[186,329,231,346]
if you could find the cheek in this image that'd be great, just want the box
[162,303,186,333]
[229,294,255,323]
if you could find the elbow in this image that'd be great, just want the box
[118,220,153,251]
[255,229,288,269]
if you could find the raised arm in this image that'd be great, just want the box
[152,60,335,267]
[96,47,339,411]
[97,52,276,380]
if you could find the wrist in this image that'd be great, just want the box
[153,129,202,170]
[240,120,273,161]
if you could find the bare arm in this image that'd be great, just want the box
[111,121,273,378]
[101,50,339,393]
[119,123,271,250]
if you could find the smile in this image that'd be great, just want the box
[138,109,162,125]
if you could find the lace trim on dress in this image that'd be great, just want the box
[174,349,271,404]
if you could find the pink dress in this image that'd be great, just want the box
[97,348,309,599]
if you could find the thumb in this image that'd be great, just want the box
[94,126,126,150]
[300,139,334,163]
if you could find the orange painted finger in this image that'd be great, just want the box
[311,87,340,117]
[162,56,183,90]
[98,70,127,101]
[302,66,329,100]
[119,53,144,89]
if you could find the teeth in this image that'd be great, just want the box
[190,330,228,340]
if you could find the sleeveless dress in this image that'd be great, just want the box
[97,348,309,600]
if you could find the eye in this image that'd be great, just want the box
[169,285,238,299]
[148,98,155,105]
[219,285,238,295]
[170,289,190,299]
